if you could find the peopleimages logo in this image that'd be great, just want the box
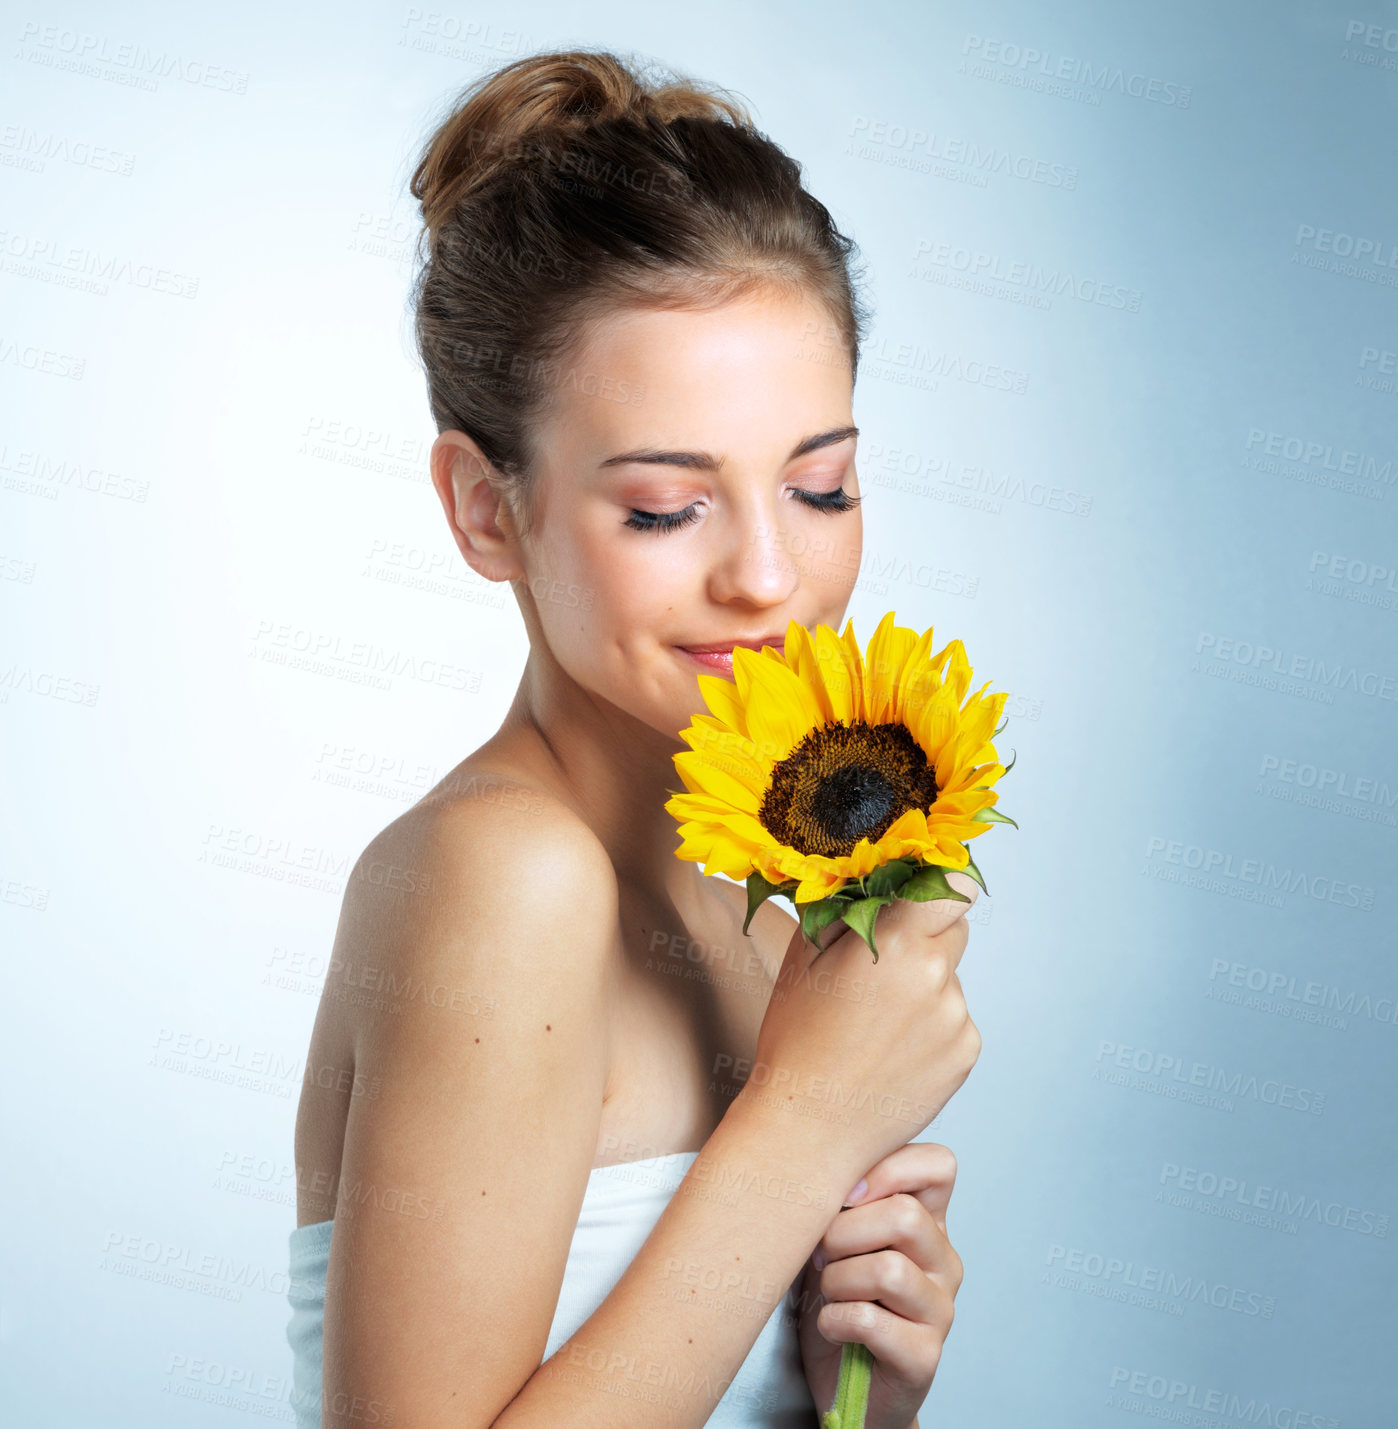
[1243,427,1396,493]
[959,34,1192,107]
[1094,1039,1326,1116]
[910,237,1142,311]
[1208,958,1398,1029]
[1144,835,1375,911]
[1307,549,1398,610]
[1044,1244,1275,1318]
[1159,1161,1389,1237]
[1195,632,1398,703]
[1107,1365,1340,1428]
[1256,752,1398,828]
[845,117,1079,188]
[1294,221,1398,269]
[1259,754,1396,807]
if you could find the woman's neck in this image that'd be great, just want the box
[488,650,707,909]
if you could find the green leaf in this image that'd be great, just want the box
[971,805,1018,829]
[960,850,989,897]
[864,858,917,898]
[900,863,973,905]
[992,716,1009,739]
[798,896,848,949]
[1000,747,1017,775]
[743,870,798,935]
[839,894,893,963]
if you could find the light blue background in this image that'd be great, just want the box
[2,1,1395,1423]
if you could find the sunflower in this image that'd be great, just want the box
[665,610,1015,960]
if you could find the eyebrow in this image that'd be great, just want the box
[597,425,860,472]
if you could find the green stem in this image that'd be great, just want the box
[820,1340,873,1429]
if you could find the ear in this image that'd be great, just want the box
[430,430,526,582]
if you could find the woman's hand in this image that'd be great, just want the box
[746,871,982,1194]
[795,1141,964,1429]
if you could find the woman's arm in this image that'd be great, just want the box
[319,793,618,1428]
[498,1087,851,1427]
[318,791,853,1429]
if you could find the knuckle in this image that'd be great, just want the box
[892,1192,923,1238]
[874,1249,906,1296]
[963,1018,983,1059]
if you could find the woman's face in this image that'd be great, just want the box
[515,286,863,741]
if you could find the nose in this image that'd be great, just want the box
[705,507,802,610]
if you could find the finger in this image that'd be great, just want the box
[935,915,971,975]
[818,1190,942,1278]
[815,1297,950,1387]
[914,867,982,926]
[818,1248,953,1333]
[812,902,970,981]
[831,1142,958,1233]
[887,867,981,939]
[810,866,980,957]
[871,901,971,982]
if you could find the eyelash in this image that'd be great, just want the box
[623,486,862,534]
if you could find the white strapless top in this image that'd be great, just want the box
[285,1151,817,1427]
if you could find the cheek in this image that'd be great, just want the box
[529,521,688,645]
[802,516,862,610]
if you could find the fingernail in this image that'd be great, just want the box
[812,1249,826,1270]
[846,1178,868,1205]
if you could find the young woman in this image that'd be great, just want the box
[288,48,982,1429]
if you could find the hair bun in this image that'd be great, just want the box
[410,48,752,238]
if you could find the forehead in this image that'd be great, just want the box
[542,289,854,460]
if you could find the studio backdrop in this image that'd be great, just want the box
[3,1,1394,1424]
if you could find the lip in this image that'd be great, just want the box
[675,635,786,677]
[677,635,787,655]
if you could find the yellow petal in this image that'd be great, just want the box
[844,837,885,878]
[700,837,760,878]
[734,645,823,764]
[909,683,960,763]
[942,640,973,705]
[672,750,762,813]
[785,621,837,726]
[795,869,844,903]
[813,622,858,724]
[677,727,770,795]
[866,614,919,725]
[839,618,868,722]
[694,673,751,740]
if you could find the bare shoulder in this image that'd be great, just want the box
[366,764,617,912]
[310,771,624,1421]
[335,757,621,1055]
[341,765,616,947]
[331,768,618,1034]
[294,766,620,1198]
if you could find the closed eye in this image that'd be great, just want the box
[623,505,703,534]
[792,487,861,514]
[623,486,860,534]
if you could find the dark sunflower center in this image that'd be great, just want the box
[758,721,939,859]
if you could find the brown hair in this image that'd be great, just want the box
[407,47,870,539]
